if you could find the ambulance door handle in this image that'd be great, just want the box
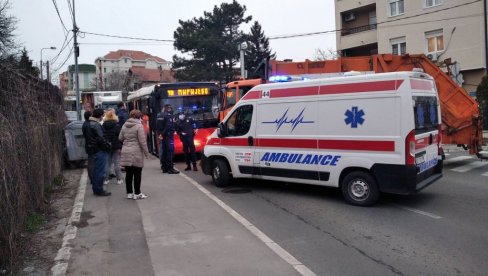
[248,136,254,146]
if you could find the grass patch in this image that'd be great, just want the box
[25,212,44,232]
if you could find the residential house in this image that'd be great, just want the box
[94,50,174,92]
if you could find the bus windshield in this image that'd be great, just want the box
[156,85,220,128]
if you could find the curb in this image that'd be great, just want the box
[50,170,87,276]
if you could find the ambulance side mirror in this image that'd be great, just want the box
[217,122,226,138]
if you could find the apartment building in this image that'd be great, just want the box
[58,64,96,96]
[94,50,174,91]
[335,0,487,93]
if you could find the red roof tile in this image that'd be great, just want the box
[104,50,167,63]
[130,67,162,82]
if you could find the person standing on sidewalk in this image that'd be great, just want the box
[119,109,151,200]
[81,110,93,185]
[156,104,179,174]
[176,112,198,171]
[116,101,128,127]
[102,109,123,185]
[83,108,112,196]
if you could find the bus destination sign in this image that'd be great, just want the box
[167,87,210,97]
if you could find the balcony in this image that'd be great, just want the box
[341,24,377,36]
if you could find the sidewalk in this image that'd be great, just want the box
[62,159,305,276]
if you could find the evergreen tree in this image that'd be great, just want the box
[18,48,39,76]
[244,21,275,78]
[476,74,488,129]
[172,0,252,82]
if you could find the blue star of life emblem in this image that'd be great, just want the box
[344,106,365,128]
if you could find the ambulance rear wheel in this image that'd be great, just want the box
[341,171,380,206]
[212,159,231,187]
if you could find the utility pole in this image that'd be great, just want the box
[484,0,488,72]
[46,61,50,82]
[72,0,81,121]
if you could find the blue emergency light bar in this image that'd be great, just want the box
[269,75,292,82]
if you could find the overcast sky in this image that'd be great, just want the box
[10,0,337,83]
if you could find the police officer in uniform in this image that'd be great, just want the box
[176,112,198,171]
[156,104,179,174]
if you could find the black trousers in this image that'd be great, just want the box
[161,137,174,170]
[181,135,197,165]
[125,166,142,195]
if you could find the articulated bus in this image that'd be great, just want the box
[127,82,220,155]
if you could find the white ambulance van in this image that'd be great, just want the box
[201,71,443,206]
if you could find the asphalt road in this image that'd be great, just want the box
[177,151,488,276]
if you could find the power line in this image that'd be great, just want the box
[50,32,73,64]
[269,0,482,40]
[66,0,73,23]
[51,44,74,75]
[78,0,482,44]
[79,31,174,42]
[52,0,69,33]
[79,42,173,46]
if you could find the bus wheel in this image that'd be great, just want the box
[341,171,380,206]
[212,159,231,187]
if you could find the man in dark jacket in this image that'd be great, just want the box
[156,104,179,174]
[116,101,128,127]
[176,112,198,171]
[83,108,111,196]
[82,111,93,185]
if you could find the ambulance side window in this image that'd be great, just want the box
[225,104,253,137]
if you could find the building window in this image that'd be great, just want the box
[125,58,128,63]
[103,68,106,73]
[425,0,441,8]
[390,37,406,55]
[389,0,404,16]
[425,29,444,53]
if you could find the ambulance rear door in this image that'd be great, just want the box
[410,77,442,175]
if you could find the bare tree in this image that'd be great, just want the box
[0,0,17,57]
[104,71,131,91]
[314,48,340,61]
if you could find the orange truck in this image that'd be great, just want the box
[221,54,484,156]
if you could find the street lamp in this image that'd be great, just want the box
[40,46,56,80]
[238,42,247,79]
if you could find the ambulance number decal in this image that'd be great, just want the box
[235,152,252,163]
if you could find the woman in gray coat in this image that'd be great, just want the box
[119,109,150,199]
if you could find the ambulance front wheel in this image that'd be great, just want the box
[212,159,231,187]
[341,171,380,206]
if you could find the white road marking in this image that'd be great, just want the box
[451,161,488,173]
[482,172,488,177]
[395,205,442,219]
[51,170,88,276]
[179,172,317,276]
[443,155,472,165]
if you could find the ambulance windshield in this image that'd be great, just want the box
[413,96,439,134]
